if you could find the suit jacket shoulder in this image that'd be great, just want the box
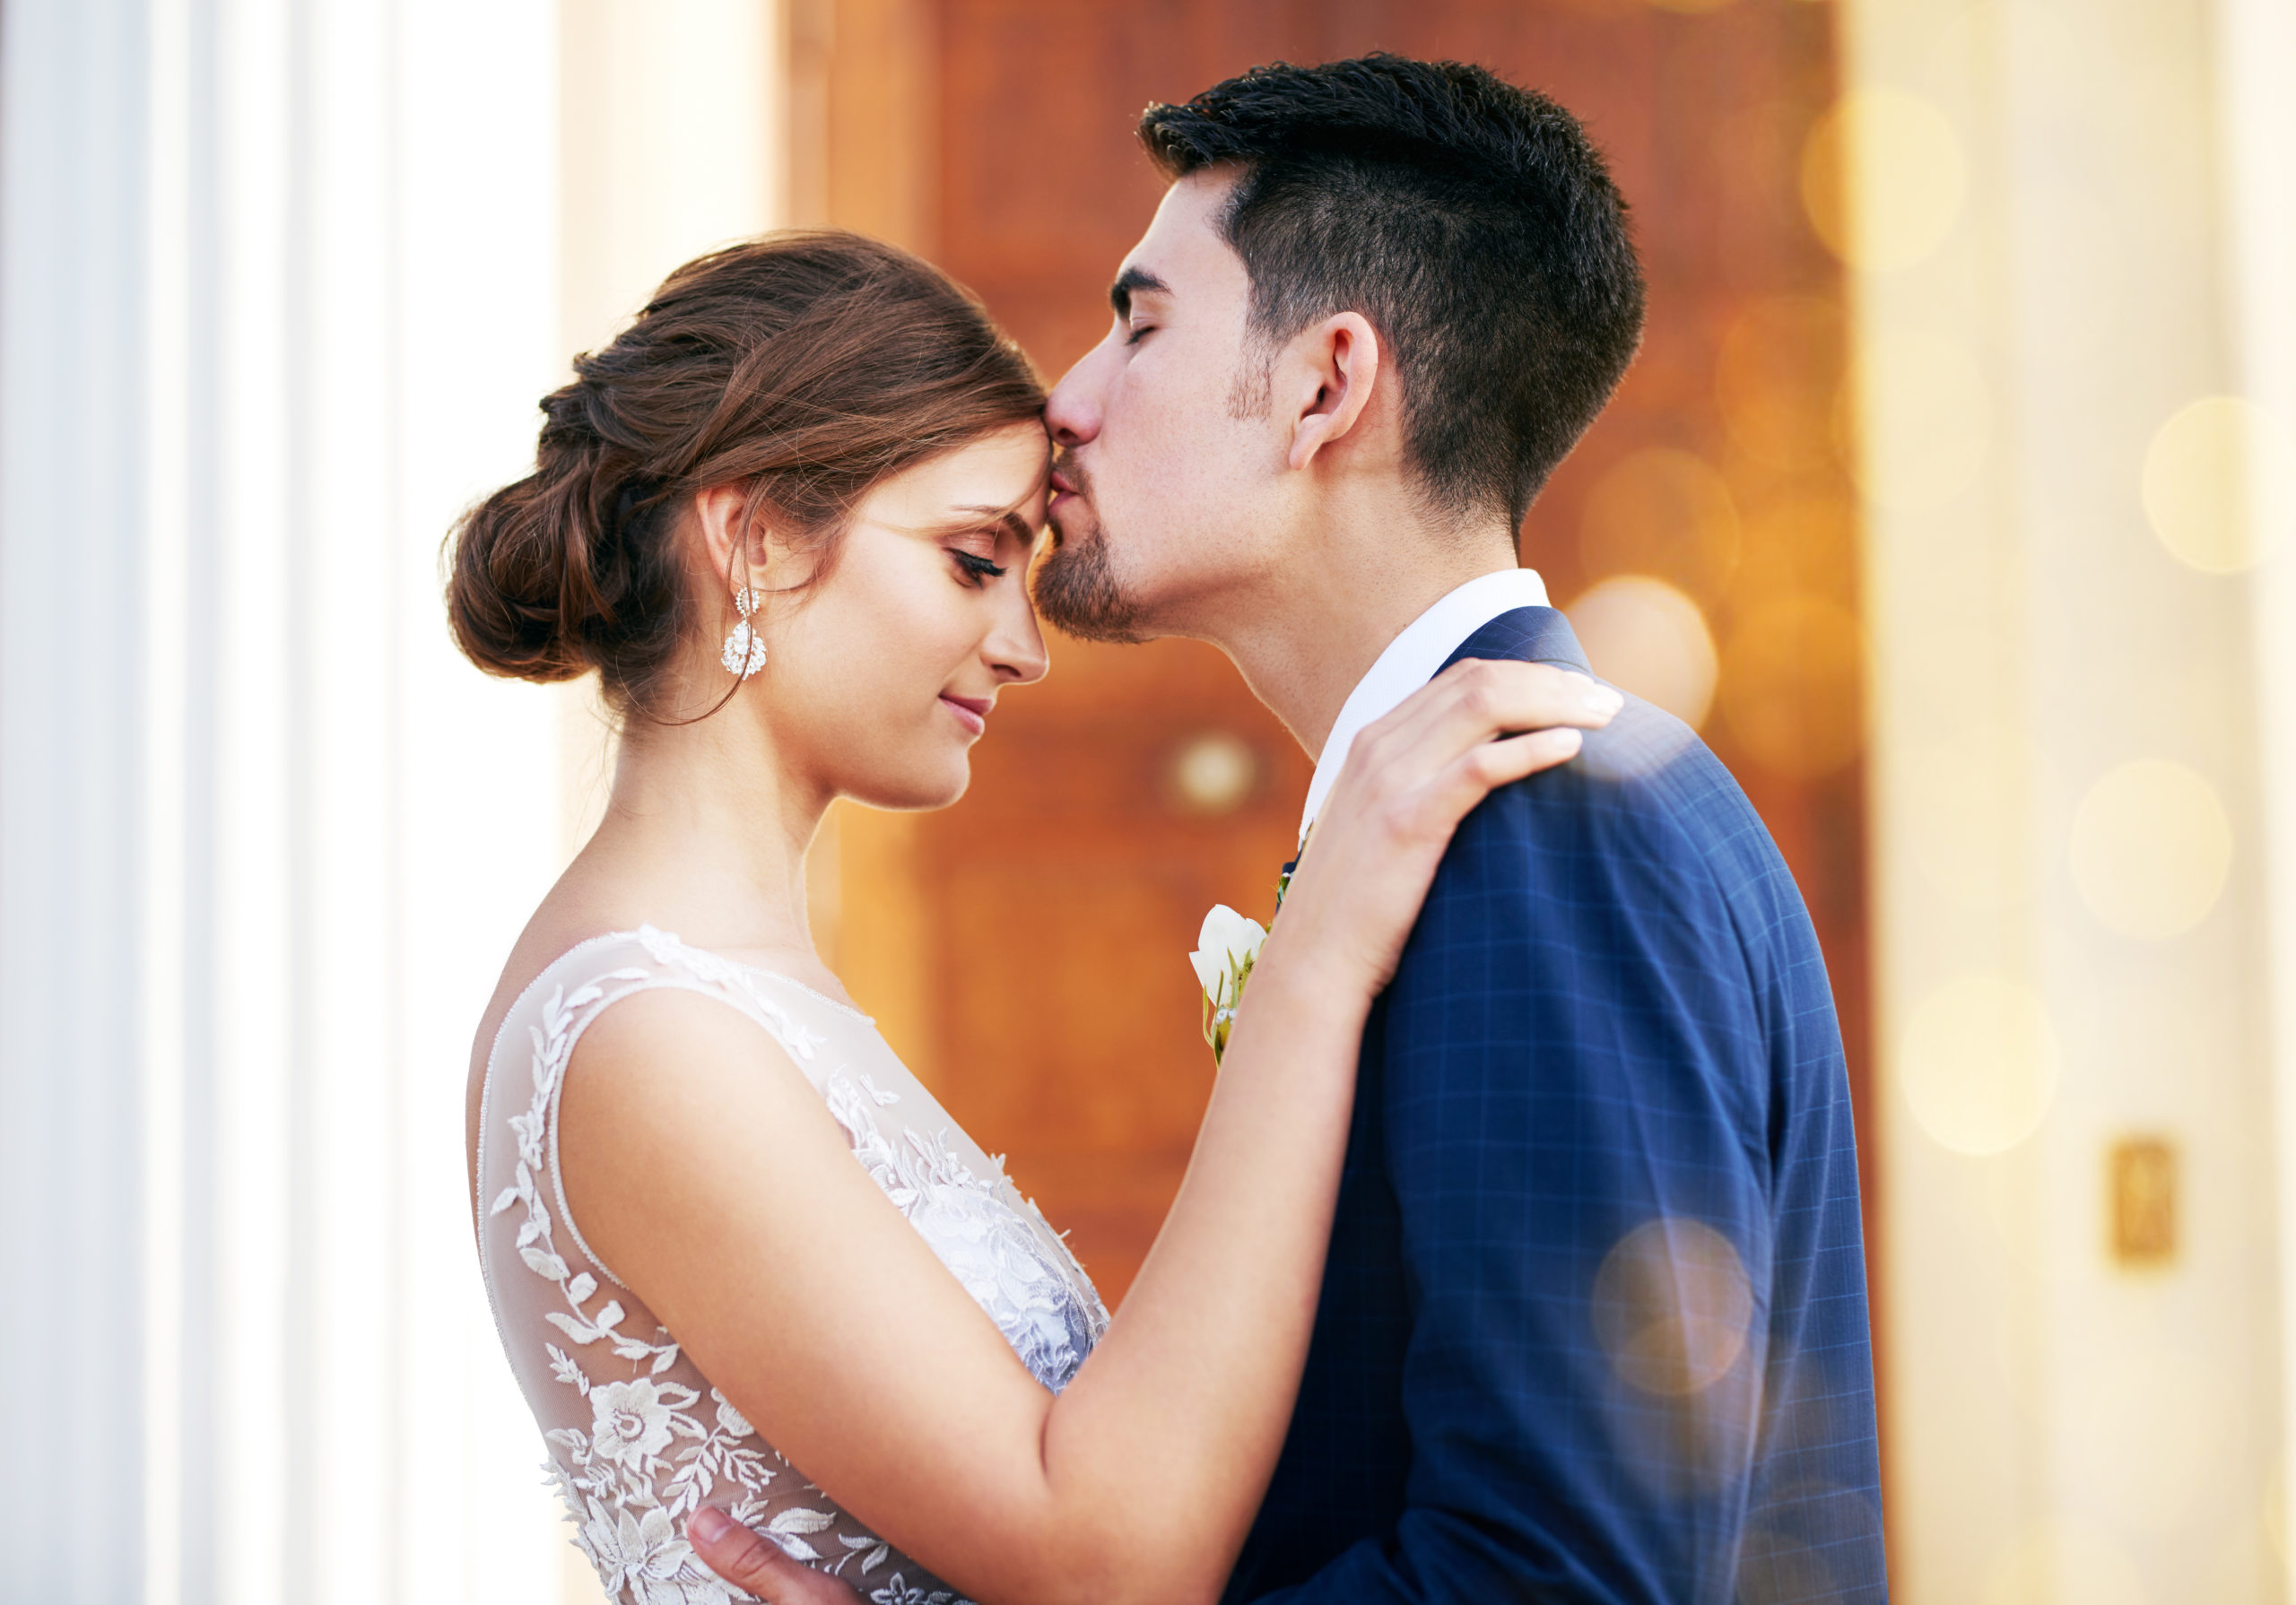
[1226,604,1885,1604]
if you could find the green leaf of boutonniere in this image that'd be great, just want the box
[1188,903,1268,1066]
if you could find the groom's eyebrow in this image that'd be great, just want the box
[1109,265,1170,319]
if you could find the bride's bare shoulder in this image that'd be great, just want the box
[461,876,664,1209]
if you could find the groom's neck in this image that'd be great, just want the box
[1206,513,1523,762]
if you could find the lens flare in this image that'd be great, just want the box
[1716,296,1848,472]
[1900,974,2061,1156]
[1593,1218,1754,1396]
[2141,395,2295,574]
[2068,759,2232,940]
[1804,87,1968,272]
[1578,447,1741,603]
[1719,594,1864,778]
[1564,576,1718,729]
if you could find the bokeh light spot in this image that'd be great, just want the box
[1564,576,1718,728]
[1900,974,2060,1156]
[1735,1486,1885,1605]
[1168,731,1257,815]
[1593,1218,1754,1396]
[2141,395,2296,574]
[2068,759,2232,939]
[1733,490,1858,604]
[1578,447,1741,603]
[1852,328,1993,510]
[1803,87,1967,272]
[1717,296,1848,473]
[1718,594,1863,778]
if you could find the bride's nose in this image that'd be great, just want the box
[984,586,1049,686]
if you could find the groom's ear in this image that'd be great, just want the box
[1281,311,1385,473]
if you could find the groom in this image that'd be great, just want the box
[700,55,1885,1601]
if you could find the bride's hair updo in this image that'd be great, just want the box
[447,232,1045,718]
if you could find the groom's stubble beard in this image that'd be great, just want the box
[1034,455,1150,644]
[1038,350,1272,645]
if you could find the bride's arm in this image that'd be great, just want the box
[560,658,1619,1605]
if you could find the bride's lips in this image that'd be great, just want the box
[940,693,990,736]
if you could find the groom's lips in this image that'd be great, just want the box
[940,693,990,736]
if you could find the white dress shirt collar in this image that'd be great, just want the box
[1298,568,1551,839]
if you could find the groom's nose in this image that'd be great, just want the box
[1044,336,1115,447]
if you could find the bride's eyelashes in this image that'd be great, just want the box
[951,549,1007,586]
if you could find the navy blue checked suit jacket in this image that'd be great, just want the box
[1227,607,1885,1605]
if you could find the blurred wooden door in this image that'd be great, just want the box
[811,0,1868,1305]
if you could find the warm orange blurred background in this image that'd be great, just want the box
[804,0,1871,1314]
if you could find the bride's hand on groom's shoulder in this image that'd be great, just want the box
[687,1508,865,1605]
[1276,659,1621,998]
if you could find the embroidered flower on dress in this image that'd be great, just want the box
[711,1389,754,1439]
[591,1378,679,1469]
[579,1498,736,1605]
[488,931,1107,1605]
[828,1074,1104,1392]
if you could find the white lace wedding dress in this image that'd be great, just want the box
[475,927,1110,1605]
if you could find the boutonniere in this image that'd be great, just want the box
[1189,904,1268,1066]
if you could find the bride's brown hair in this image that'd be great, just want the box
[446,231,1045,719]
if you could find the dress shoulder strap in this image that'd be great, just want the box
[477,926,831,1295]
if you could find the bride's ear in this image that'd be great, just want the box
[691,482,779,594]
[1281,311,1384,473]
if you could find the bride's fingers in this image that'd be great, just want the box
[1327,662,1616,833]
[1350,661,1618,789]
[1409,726,1584,835]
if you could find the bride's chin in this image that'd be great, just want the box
[846,757,971,813]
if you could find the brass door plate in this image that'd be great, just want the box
[2109,1137,2177,1268]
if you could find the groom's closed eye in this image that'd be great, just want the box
[1109,265,1171,322]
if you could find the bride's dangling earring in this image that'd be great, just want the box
[720,587,768,679]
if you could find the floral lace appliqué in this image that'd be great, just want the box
[483,931,1108,1605]
[826,1071,1106,1391]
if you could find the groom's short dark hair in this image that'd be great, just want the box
[1139,56,1645,533]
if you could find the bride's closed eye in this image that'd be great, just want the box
[951,549,1007,586]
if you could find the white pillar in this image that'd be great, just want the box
[2218,0,2296,1589]
[0,3,158,1600]
[0,1,576,1601]
[1850,0,2290,1597]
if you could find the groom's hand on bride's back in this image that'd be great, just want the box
[687,1508,865,1604]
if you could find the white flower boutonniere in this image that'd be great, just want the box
[1190,904,1268,1066]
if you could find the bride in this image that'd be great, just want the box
[453,231,1611,1605]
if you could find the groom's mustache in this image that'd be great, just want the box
[1047,452,1091,547]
